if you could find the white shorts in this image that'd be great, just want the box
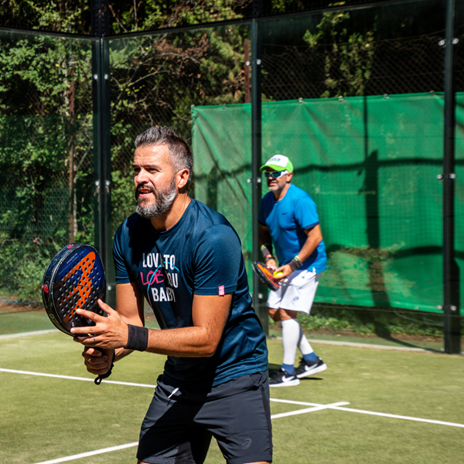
[267,269,321,314]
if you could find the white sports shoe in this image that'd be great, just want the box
[295,358,327,379]
[269,368,300,387]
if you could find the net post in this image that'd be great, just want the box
[443,0,461,354]
[251,3,268,335]
[92,0,116,308]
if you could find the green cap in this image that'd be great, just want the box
[260,154,293,172]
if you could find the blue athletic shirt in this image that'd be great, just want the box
[113,199,268,388]
[258,184,327,274]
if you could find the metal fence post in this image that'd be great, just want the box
[92,0,115,308]
[443,0,461,354]
[251,0,268,334]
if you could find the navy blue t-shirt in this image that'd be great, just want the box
[113,199,268,388]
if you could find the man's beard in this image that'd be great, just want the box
[267,180,282,193]
[135,177,177,219]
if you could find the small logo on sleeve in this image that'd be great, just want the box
[218,285,225,296]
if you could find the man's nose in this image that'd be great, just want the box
[135,169,148,184]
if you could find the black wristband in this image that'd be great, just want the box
[265,255,276,262]
[260,243,273,259]
[125,324,149,351]
[289,256,303,272]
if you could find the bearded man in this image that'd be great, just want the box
[72,126,272,464]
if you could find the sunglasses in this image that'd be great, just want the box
[264,170,289,179]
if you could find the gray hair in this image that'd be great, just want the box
[134,126,193,181]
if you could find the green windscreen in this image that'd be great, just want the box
[192,93,464,314]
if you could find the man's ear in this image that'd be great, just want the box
[286,172,293,183]
[177,168,190,189]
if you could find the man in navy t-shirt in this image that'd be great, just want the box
[72,126,271,464]
[258,154,328,387]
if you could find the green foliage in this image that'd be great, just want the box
[291,306,447,339]
[0,237,58,301]
[110,0,248,34]
[0,0,90,34]
[0,30,95,301]
[303,8,376,97]
[0,2,250,302]
[108,14,251,231]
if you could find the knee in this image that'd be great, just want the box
[268,308,280,322]
[280,309,298,321]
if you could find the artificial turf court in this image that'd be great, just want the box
[0,330,462,464]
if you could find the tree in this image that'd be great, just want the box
[303,9,375,98]
[0,0,250,300]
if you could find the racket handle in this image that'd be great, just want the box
[94,348,115,385]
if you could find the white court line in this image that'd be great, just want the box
[2,367,463,463]
[331,404,464,428]
[33,442,138,464]
[0,368,157,388]
[32,402,350,464]
[3,367,464,429]
[270,401,349,419]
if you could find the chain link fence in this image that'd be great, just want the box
[108,23,251,232]
[0,32,95,301]
[0,0,462,343]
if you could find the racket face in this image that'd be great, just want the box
[42,244,106,336]
[252,261,279,291]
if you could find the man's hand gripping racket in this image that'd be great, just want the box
[42,243,114,384]
[252,261,281,291]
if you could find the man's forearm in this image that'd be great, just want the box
[141,326,220,357]
[259,226,274,260]
[296,225,323,263]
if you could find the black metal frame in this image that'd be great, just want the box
[0,0,459,350]
[92,0,115,307]
[85,0,464,351]
[443,0,461,353]
[250,0,269,333]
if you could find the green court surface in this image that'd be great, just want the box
[0,332,462,464]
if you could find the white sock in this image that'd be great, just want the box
[281,318,301,366]
[298,324,314,356]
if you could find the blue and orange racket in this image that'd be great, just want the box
[252,261,280,291]
[42,243,112,384]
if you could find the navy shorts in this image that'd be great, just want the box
[137,371,273,464]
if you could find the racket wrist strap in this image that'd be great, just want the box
[125,324,149,351]
[95,350,115,385]
[289,255,303,271]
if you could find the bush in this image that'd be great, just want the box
[269,304,457,339]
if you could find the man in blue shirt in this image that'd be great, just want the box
[258,154,327,387]
[72,127,272,464]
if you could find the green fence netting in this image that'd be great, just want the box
[192,92,464,314]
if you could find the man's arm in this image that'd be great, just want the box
[145,293,232,357]
[73,292,232,359]
[297,224,323,263]
[259,224,277,270]
[274,224,323,280]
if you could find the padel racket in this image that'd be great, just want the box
[42,243,112,384]
[252,261,280,291]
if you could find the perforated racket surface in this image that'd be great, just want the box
[252,261,280,291]
[42,243,106,336]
